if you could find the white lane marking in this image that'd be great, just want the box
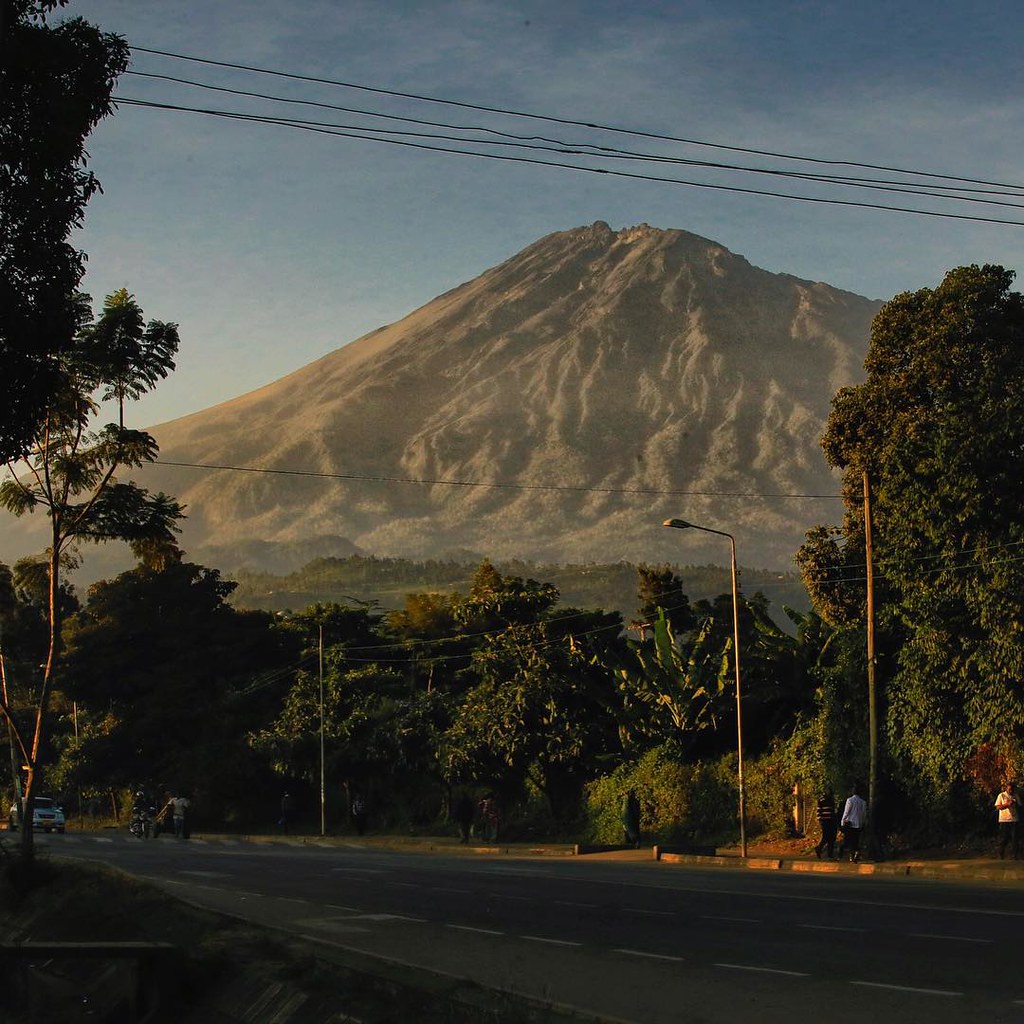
[447,924,505,936]
[277,897,309,905]
[910,933,992,944]
[625,908,674,917]
[799,923,865,933]
[486,867,550,875]
[90,837,115,843]
[851,981,961,997]
[521,935,582,947]
[178,870,229,879]
[715,963,808,977]
[615,949,685,963]
[348,913,426,923]
[388,881,419,889]
[329,867,385,874]
[554,900,598,909]
[701,915,760,924]
[324,904,361,912]
[607,877,1024,920]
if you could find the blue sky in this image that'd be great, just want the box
[64,0,1024,427]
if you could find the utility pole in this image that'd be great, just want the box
[319,623,325,838]
[863,470,879,856]
[1,640,22,815]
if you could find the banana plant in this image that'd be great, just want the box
[608,609,732,750]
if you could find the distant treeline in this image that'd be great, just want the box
[228,554,810,627]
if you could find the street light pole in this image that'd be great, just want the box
[663,518,747,857]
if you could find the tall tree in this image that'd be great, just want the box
[0,1,129,459]
[0,290,183,861]
[58,562,280,801]
[802,265,1024,821]
[634,563,696,636]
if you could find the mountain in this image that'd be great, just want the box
[8,223,881,573]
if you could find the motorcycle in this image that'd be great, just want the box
[129,804,159,839]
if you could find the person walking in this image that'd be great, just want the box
[814,789,837,860]
[279,792,292,834]
[840,783,868,863]
[621,789,641,849]
[169,792,190,839]
[351,792,368,835]
[453,791,475,844]
[995,781,1019,860]
[478,794,499,842]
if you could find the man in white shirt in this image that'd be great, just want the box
[995,782,1019,860]
[840,784,868,863]
[170,793,190,839]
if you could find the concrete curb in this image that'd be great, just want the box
[654,847,1024,883]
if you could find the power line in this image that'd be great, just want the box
[122,70,1024,204]
[114,97,1024,227]
[128,45,1024,193]
[153,457,844,501]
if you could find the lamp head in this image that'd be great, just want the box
[662,518,693,530]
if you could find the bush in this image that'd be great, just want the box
[743,746,800,839]
[582,746,738,846]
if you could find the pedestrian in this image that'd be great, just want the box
[351,792,368,835]
[453,791,475,844]
[814,789,837,860]
[279,792,292,834]
[168,792,190,839]
[995,781,1019,860]
[621,789,641,849]
[840,783,867,863]
[478,793,499,842]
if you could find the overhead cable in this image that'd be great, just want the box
[114,97,1024,227]
[128,45,1024,193]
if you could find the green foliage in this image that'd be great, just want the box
[801,265,1024,829]
[584,746,737,846]
[1,289,182,858]
[58,562,281,802]
[609,610,731,751]
[228,553,810,629]
[440,601,624,818]
[634,563,695,634]
[0,2,130,460]
[78,288,179,424]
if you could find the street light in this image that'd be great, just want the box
[663,518,747,857]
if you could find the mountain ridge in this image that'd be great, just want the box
[6,223,881,572]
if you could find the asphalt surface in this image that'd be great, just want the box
[28,829,1024,1024]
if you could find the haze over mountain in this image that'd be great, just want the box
[6,223,882,572]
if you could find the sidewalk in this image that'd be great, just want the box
[656,839,1024,883]
[189,830,1024,883]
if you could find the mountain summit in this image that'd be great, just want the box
[140,222,879,569]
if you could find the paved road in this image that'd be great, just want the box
[37,832,1024,1024]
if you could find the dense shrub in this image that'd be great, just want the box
[583,746,738,846]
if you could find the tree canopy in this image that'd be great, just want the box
[0,288,183,860]
[0,1,129,459]
[801,265,1024,813]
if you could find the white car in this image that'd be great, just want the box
[8,796,66,833]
